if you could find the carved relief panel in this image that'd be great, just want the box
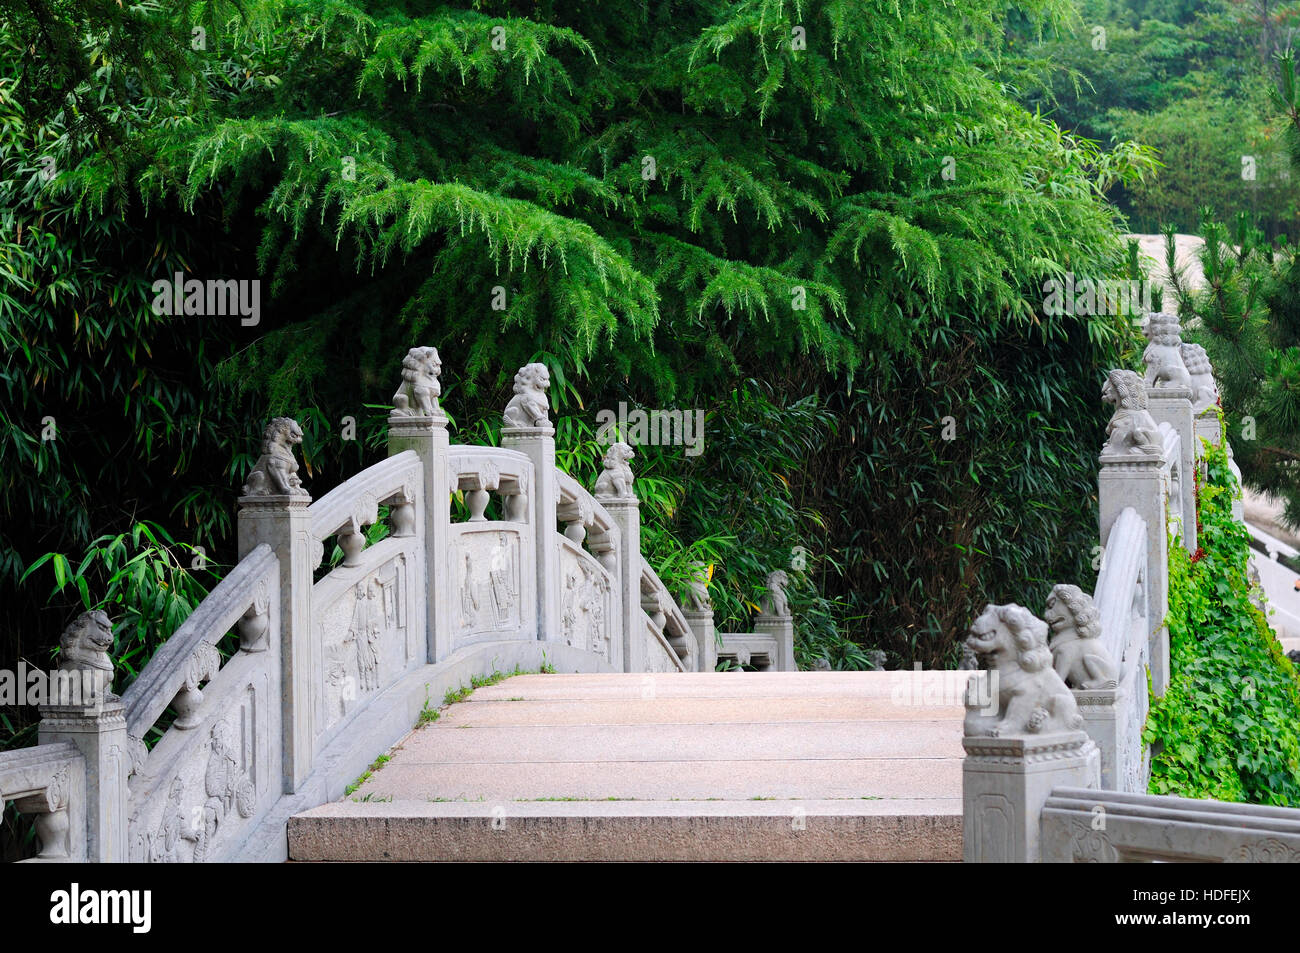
[449,525,534,646]
[559,543,615,662]
[315,550,413,733]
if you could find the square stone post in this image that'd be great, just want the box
[962,732,1099,863]
[1194,408,1221,455]
[39,692,128,863]
[1099,454,1170,696]
[238,493,314,793]
[1146,385,1197,554]
[1073,689,1120,789]
[684,609,717,673]
[602,497,644,671]
[389,412,451,662]
[502,424,562,645]
[753,616,795,672]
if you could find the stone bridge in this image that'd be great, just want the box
[6,317,1300,862]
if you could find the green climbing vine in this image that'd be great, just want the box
[1145,433,1300,806]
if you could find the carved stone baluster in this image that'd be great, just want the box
[238,581,270,653]
[338,518,366,567]
[390,499,417,537]
[467,463,500,522]
[173,642,220,730]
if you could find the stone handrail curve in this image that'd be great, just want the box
[1093,506,1147,669]
[554,469,617,539]
[308,450,423,543]
[639,561,695,669]
[122,543,279,740]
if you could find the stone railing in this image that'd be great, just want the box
[15,347,798,861]
[714,569,797,671]
[959,315,1300,862]
[1041,787,1300,862]
[0,743,86,861]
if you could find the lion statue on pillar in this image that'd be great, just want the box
[391,346,442,416]
[962,603,1084,737]
[502,363,551,429]
[1142,312,1192,390]
[57,609,117,702]
[1101,369,1162,458]
[1045,584,1118,690]
[593,442,635,499]
[241,417,309,497]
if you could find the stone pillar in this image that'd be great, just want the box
[1146,386,1197,553]
[1194,408,1221,455]
[962,732,1100,863]
[682,561,716,672]
[238,417,315,794]
[1142,313,1197,554]
[39,620,128,862]
[603,496,643,672]
[389,411,451,662]
[683,609,716,672]
[502,424,561,645]
[1099,453,1170,696]
[1073,689,1120,789]
[753,616,795,672]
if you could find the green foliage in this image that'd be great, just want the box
[1,0,1163,713]
[1145,437,1300,805]
[1014,0,1300,234]
[18,521,215,697]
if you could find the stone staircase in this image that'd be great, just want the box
[287,671,969,861]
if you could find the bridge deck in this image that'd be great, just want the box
[289,671,971,861]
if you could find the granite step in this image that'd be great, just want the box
[288,671,970,862]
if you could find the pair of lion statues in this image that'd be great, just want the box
[962,584,1118,738]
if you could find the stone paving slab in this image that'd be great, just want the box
[292,671,966,861]
[359,758,963,802]
[442,695,962,726]
[389,720,962,764]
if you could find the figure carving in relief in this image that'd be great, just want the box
[351,579,381,692]
[148,777,198,863]
[589,575,608,657]
[489,532,516,626]
[562,569,582,648]
[325,620,350,719]
[460,551,481,629]
[192,718,255,863]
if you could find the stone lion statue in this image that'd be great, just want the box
[593,442,635,499]
[59,609,114,673]
[1101,369,1162,457]
[1179,342,1218,413]
[392,346,442,416]
[502,362,551,429]
[759,569,790,616]
[1044,584,1118,690]
[58,609,116,703]
[683,561,711,612]
[962,603,1084,737]
[1142,312,1192,390]
[241,417,308,497]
